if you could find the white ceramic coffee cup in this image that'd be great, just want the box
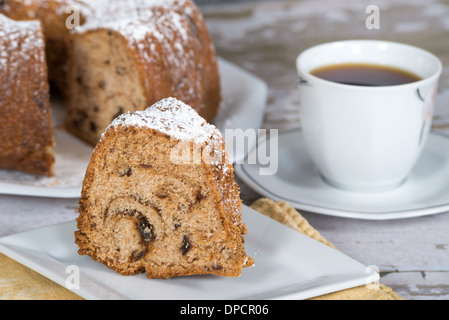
[296,40,442,192]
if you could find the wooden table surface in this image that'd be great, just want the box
[1,0,448,300]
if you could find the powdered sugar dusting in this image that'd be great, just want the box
[71,0,203,107]
[2,0,209,119]
[72,0,192,50]
[106,97,230,173]
[75,0,183,37]
[107,97,222,146]
[0,14,44,86]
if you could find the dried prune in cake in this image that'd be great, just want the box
[75,98,253,278]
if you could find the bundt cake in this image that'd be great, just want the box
[0,14,54,176]
[75,98,253,278]
[1,0,221,146]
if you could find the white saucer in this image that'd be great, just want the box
[235,129,449,220]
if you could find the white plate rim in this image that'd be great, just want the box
[0,57,267,199]
[0,205,378,300]
[235,129,449,220]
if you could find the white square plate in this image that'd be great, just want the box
[0,205,378,300]
[0,58,267,198]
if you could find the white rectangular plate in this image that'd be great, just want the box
[0,205,378,300]
[0,58,267,198]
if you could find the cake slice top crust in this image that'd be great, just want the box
[105,97,228,170]
[107,97,221,145]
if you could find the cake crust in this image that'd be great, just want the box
[0,14,54,176]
